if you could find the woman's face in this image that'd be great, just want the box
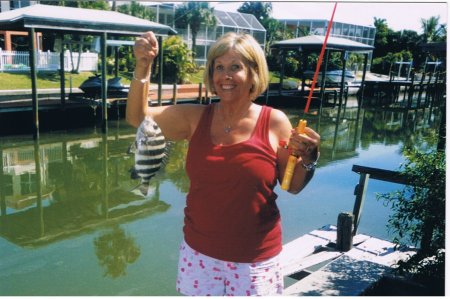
[212,49,253,103]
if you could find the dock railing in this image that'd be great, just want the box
[351,164,410,236]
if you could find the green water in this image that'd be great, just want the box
[0,106,441,295]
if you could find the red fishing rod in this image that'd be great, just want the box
[281,2,338,190]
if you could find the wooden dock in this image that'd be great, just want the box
[280,225,416,296]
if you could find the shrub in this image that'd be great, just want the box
[159,36,196,84]
[377,147,445,294]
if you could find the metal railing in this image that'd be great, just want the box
[0,49,98,72]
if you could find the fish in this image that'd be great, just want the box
[129,116,167,196]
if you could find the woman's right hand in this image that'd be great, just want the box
[133,31,159,77]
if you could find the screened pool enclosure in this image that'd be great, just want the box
[171,9,266,65]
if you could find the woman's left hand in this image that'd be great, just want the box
[288,126,320,163]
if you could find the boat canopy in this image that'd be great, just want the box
[272,35,374,52]
[0,4,175,138]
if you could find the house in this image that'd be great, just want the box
[278,18,376,67]
[144,2,266,66]
[0,0,42,51]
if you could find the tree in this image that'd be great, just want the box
[238,2,293,69]
[421,16,446,42]
[377,147,445,295]
[175,2,216,55]
[117,1,155,21]
[41,0,109,10]
[373,17,390,58]
[237,2,272,21]
[262,18,293,55]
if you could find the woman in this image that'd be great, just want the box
[127,31,320,296]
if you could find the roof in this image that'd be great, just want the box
[272,35,374,52]
[420,41,446,54]
[0,4,176,36]
[277,18,376,29]
[214,10,265,31]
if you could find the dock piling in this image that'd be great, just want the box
[336,212,354,251]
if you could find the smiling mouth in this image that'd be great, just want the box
[221,84,235,90]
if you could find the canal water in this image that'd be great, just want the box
[0,105,441,295]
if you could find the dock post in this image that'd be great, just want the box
[279,50,285,96]
[352,173,370,235]
[100,32,108,134]
[0,148,6,219]
[157,36,163,106]
[336,212,354,251]
[59,33,66,109]
[172,83,177,104]
[29,27,39,139]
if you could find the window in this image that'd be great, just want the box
[342,23,349,36]
[363,27,369,38]
[355,26,362,38]
[0,33,5,49]
[333,22,342,35]
[311,21,325,35]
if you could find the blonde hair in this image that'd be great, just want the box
[203,32,269,101]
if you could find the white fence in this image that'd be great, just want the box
[0,49,98,72]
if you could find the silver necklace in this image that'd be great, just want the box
[218,103,251,134]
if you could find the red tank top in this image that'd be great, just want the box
[184,104,281,263]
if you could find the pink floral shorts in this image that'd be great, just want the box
[176,240,284,296]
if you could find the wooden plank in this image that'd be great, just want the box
[284,254,391,296]
[280,233,331,268]
[282,250,342,277]
[307,225,371,245]
[352,164,410,185]
[308,224,338,243]
[352,233,371,245]
[283,235,416,296]
[349,237,417,267]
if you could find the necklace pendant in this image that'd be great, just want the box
[224,126,232,133]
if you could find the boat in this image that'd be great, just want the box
[79,75,129,99]
[304,69,356,84]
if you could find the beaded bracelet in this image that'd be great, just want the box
[132,71,149,83]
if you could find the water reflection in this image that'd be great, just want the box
[94,225,141,279]
[0,130,173,248]
[296,106,440,164]
[0,106,440,245]
[0,104,441,292]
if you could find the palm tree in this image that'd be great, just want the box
[117,1,155,21]
[175,2,216,55]
[421,16,446,42]
[238,2,272,21]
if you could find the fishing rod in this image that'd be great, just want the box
[280,2,338,191]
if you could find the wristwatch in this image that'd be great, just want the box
[301,151,320,171]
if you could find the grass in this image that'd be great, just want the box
[0,71,134,90]
[0,70,296,90]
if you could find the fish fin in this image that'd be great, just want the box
[130,183,150,197]
[129,166,140,180]
[127,141,136,154]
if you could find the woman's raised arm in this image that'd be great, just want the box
[126,31,203,141]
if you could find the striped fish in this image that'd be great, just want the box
[131,116,166,196]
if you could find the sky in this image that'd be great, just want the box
[212,1,448,33]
